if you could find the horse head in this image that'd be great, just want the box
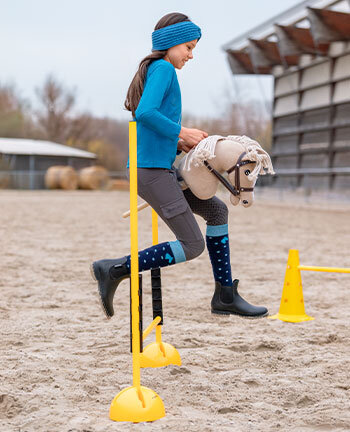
[177,135,274,208]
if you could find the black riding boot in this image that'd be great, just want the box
[90,257,130,318]
[211,279,268,318]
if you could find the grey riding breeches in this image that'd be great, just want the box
[126,167,228,261]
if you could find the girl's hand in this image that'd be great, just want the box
[177,139,194,153]
[179,127,208,147]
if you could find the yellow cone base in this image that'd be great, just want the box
[109,385,165,423]
[270,249,315,324]
[140,342,181,368]
[268,312,314,323]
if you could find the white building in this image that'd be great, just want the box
[0,138,96,189]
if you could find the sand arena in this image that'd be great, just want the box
[1,189,349,432]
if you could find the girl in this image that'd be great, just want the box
[91,12,267,319]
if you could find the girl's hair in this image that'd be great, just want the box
[124,12,190,118]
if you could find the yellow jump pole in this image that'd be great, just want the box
[299,265,350,273]
[109,121,165,423]
[152,208,158,244]
[130,121,141,392]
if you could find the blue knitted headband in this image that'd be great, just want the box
[152,21,201,51]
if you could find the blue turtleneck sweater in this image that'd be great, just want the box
[127,59,182,169]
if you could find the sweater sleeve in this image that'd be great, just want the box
[135,63,181,140]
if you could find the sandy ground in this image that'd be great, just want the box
[1,189,350,432]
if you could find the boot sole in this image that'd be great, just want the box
[90,263,112,320]
[211,309,269,319]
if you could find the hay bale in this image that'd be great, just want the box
[0,173,10,189]
[106,179,129,191]
[78,166,109,190]
[45,166,78,190]
[45,166,64,189]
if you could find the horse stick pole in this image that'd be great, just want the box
[129,121,141,390]
[122,202,149,219]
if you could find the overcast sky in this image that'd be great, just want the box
[1,0,299,121]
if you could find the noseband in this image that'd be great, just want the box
[203,152,256,197]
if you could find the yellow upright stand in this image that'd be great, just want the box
[269,249,314,323]
[109,121,165,422]
[270,249,350,324]
[139,209,181,368]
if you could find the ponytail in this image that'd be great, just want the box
[124,51,166,118]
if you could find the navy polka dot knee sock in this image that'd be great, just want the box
[206,224,233,286]
[125,240,186,272]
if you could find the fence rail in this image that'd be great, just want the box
[275,167,350,176]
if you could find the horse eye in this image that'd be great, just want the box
[245,169,251,176]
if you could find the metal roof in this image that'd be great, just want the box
[222,0,346,51]
[0,138,96,158]
[223,0,350,75]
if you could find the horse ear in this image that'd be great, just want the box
[230,194,240,206]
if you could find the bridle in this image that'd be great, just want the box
[203,152,256,197]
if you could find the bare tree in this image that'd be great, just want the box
[183,78,272,151]
[183,102,271,150]
[86,117,129,171]
[66,113,97,149]
[0,83,21,113]
[0,83,33,138]
[35,75,76,143]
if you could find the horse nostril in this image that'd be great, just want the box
[243,200,248,204]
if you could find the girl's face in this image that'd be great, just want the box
[164,39,197,69]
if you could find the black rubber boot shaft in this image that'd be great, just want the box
[91,257,130,318]
[211,279,268,317]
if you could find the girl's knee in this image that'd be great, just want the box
[205,197,228,225]
[183,237,205,261]
[221,201,229,213]
[218,200,228,215]
[211,200,228,225]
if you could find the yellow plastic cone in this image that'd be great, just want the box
[269,249,314,323]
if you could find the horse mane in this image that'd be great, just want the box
[182,135,275,182]
[182,135,222,171]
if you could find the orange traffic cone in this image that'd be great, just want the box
[269,249,314,323]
